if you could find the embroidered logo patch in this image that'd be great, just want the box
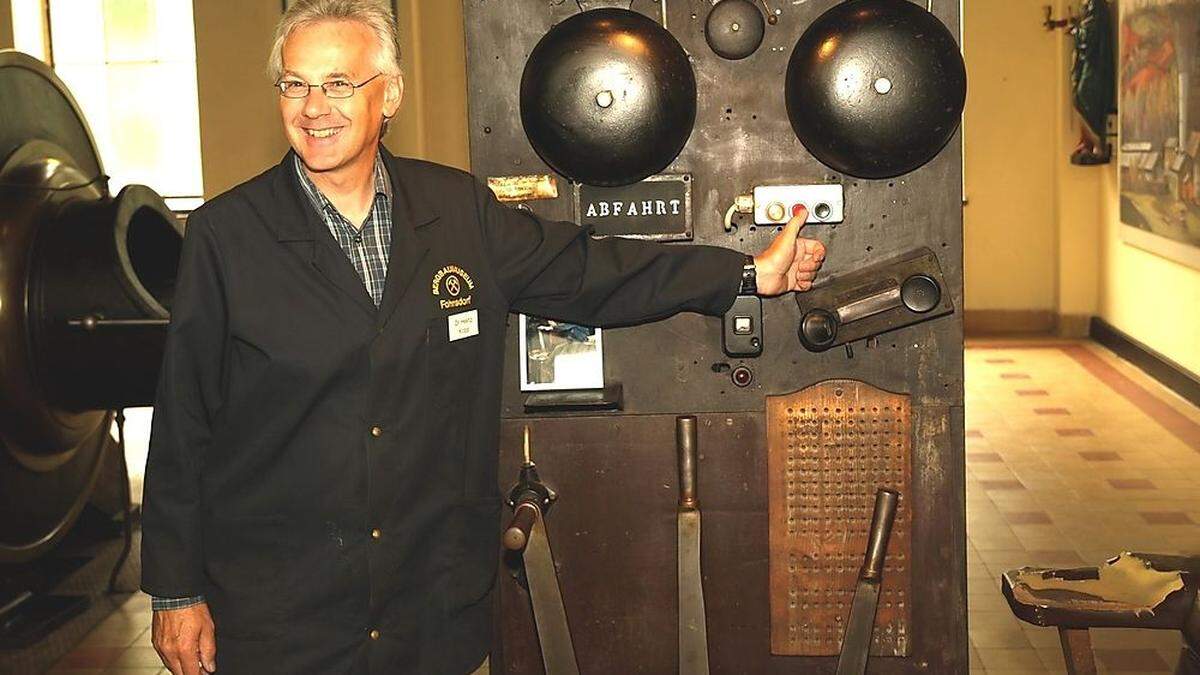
[432,264,476,310]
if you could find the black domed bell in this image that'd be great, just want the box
[706,0,766,61]
[784,0,967,179]
[520,8,697,187]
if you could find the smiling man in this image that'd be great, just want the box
[140,1,825,674]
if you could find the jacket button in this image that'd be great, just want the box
[369,629,380,640]
[371,528,382,540]
[370,426,383,437]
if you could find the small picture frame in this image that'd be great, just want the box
[518,315,604,391]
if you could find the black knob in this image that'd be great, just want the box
[901,275,941,313]
[800,309,838,349]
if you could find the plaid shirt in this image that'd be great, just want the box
[294,151,394,305]
[151,153,394,614]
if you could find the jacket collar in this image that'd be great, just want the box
[265,146,440,240]
[262,147,437,326]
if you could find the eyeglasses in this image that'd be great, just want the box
[276,73,383,99]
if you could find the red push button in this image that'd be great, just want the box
[791,203,807,219]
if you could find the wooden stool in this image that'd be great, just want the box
[1001,552,1199,675]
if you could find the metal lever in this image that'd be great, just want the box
[67,316,170,330]
[504,502,539,553]
[861,489,900,583]
[676,415,710,675]
[677,416,699,510]
[504,426,579,675]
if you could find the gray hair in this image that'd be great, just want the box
[268,0,403,82]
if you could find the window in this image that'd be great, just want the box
[10,0,205,501]
[12,0,204,205]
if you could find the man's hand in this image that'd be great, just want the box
[752,205,826,296]
[152,603,217,675]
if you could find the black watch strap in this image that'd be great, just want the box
[739,255,757,296]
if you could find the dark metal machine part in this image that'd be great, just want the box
[722,295,763,358]
[766,381,913,657]
[0,51,180,562]
[797,247,954,352]
[519,8,697,187]
[676,416,711,674]
[784,0,968,179]
[706,0,767,60]
[465,0,966,671]
[836,488,901,675]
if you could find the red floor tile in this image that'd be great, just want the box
[1139,511,1194,525]
[1080,451,1122,461]
[1005,511,1052,525]
[1056,428,1095,437]
[978,479,1026,490]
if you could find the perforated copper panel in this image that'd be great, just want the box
[767,379,912,656]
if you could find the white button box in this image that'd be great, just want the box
[752,184,845,225]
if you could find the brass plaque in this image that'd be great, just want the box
[487,174,559,202]
[767,380,913,656]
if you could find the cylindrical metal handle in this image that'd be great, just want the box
[860,488,900,582]
[503,502,540,552]
[67,316,171,330]
[676,416,698,509]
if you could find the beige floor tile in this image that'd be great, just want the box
[1020,625,1062,649]
[968,591,1015,614]
[975,647,1049,671]
[969,611,1031,649]
[109,647,164,668]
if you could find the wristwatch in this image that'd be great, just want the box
[738,255,757,296]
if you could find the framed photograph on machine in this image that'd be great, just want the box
[518,315,604,392]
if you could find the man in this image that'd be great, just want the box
[142,1,825,673]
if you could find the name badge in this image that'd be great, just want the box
[448,309,479,342]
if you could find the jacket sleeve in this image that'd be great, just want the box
[474,180,745,326]
[140,213,228,599]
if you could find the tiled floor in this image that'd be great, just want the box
[43,592,166,674]
[44,340,1200,674]
[966,340,1200,674]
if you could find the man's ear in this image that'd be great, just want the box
[383,74,403,119]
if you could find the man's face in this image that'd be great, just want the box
[279,20,402,177]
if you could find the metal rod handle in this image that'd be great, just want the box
[67,316,170,330]
[860,488,900,582]
[504,502,540,552]
[676,415,699,509]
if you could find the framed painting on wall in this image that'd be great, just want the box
[1118,0,1200,269]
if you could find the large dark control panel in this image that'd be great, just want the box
[463,0,967,671]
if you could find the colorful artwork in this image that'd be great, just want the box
[1119,0,1200,267]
